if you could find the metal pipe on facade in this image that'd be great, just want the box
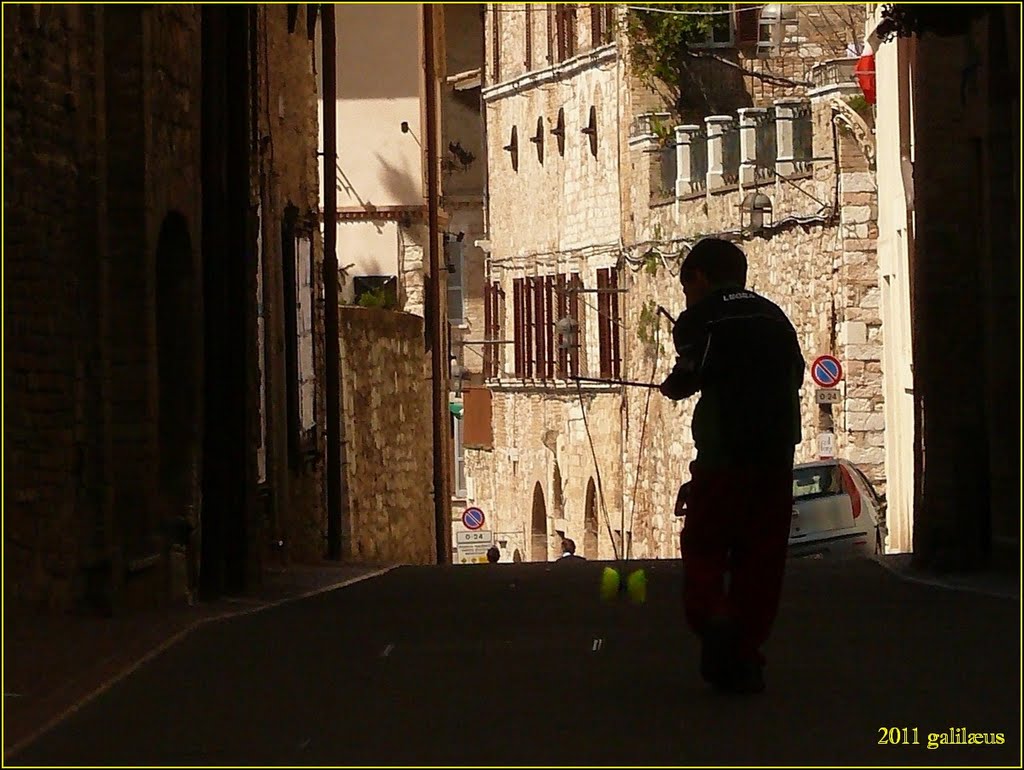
[322,4,345,560]
[424,3,450,564]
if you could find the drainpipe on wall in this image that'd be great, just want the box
[424,3,451,564]
[321,4,346,560]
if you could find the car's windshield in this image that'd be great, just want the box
[793,465,842,500]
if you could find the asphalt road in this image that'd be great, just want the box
[9,557,1020,766]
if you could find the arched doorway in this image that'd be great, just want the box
[584,478,598,558]
[531,482,547,561]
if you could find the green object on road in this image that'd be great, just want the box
[599,566,647,604]
[600,567,620,601]
[626,568,647,604]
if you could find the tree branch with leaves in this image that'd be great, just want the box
[626,4,809,119]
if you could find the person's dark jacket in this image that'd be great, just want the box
[661,287,804,467]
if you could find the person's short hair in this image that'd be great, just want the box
[486,545,500,563]
[562,538,576,555]
[680,238,747,288]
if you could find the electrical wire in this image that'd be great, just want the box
[575,377,623,561]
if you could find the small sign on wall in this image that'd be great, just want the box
[818,432,836,459]
[815,388,841,404]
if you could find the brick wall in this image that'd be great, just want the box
[4,5,91,607]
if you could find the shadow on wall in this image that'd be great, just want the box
[676,53,754,122]
[375,153,422,207]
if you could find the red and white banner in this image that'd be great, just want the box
[854,39,876,104]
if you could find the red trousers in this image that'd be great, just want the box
[680,461,794,664]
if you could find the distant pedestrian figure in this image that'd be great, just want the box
[486,545,500,564]
[557,539,585,562]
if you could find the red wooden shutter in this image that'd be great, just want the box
[555,274,568,379]
[569,274,581,378]
[462,387,493,450]
[483,282,493,378]
[597,269,611,379]
[610,268,621,379]
[513,278,524,378]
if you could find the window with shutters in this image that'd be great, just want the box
[453,416,467,498]
[555,274,568,379]
[569,274,582,378]
[513,277,535,379]
[531,276,553,380]
[596,267,621,380]
[555,4,577,61]
[514,274,585,382]
[483,281,504,380]
[491,4,501,84]
[590,3,614,46]
[555,273,583,379]
[445,237,465,323]
[282,207,317,464]
[525,3,533,70]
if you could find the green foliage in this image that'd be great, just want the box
[648,115,673,146]
[626,4,727,114]
[642,249,660,277]
[356,286,398,310]
[636,298,660,349]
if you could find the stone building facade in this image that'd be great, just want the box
[464,3,884,561]
[465,3,629,562]
[4,5,327,609]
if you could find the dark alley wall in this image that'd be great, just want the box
[910,7,1020,572]
[4,4,204,609]
[3,4,325,611]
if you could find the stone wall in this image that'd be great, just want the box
[484,49,621,258]
[620,95,884,557]
[338,307,436,564]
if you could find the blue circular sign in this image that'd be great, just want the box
[811,355,843,388]
[461,507,485,530]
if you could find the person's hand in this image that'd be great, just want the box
[659,375,683,400]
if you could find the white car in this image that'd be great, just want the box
[789,459,885,559]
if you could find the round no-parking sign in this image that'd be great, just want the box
[811,355,843,388]
[461,507,485,530]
